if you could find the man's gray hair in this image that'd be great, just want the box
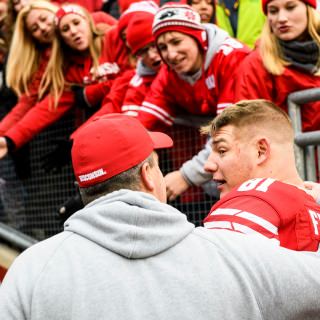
[79,153,155,205]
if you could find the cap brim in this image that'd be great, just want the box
[148,131,173,149]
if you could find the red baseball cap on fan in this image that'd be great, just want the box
[71,114,173,188]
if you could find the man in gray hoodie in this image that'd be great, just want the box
[1,113,320,320]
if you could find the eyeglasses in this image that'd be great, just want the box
[136,44,158,58]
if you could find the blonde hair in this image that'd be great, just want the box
[260,5,320,76]
[6,0,58,96]
[39,5,104,109]
[201,99,294,143]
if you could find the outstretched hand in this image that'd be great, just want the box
[0,137,8,159]
[165,170,190,202]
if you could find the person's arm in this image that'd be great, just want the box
[138,66,176,131]
[0,233,70,319]
[4,91,75,151]
[121,74,152,117]
[197,228,320,319]
[165,138,213,201]
[0,93,38,135]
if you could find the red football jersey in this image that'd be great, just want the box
[204,178,320,251]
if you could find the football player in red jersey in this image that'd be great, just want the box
[203,99,320,251]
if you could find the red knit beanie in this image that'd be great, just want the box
[152,3,207,51]
[126,13,155,55]
[118,0,159,34]
[262,0,316,14]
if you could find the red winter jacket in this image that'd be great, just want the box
[138,31,250,131]
[235,50,320,132]
[121,72,156,117]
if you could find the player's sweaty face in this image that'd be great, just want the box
[204,125,256,198]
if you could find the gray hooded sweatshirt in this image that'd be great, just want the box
[1,190,320,320]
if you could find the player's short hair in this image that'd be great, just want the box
[202,99,294,142]
[79,153,155,205]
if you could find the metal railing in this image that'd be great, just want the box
[0,222,37,251]
[287,88,320,181]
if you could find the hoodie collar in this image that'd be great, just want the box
[64,190,195,259]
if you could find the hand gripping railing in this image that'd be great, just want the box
[287,88,320,181]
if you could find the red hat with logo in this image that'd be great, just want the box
[118,0,159,35]
[126,12,155,55]
[71,114,173,188]
[262,0,316,14]
[152,3,208,51]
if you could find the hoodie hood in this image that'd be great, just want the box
[178,23,229,85]
[203,23,229,70]
[64,190,194,259]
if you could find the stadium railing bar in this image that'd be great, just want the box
[288,88,320,181]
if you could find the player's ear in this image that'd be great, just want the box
[256,138,270,165]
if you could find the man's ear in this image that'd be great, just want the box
[256,138,270,165]
[140,161,155,192]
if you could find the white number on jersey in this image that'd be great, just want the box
[308,210,320,236]
[238,178,275,193]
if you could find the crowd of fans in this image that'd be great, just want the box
[0,0,319,228]
[1,0,320,316]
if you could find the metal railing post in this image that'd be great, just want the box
[287,88,320,181]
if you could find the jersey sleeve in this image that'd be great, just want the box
[84,80,113,108]
[0,93,38,135]
[86,70,134,119]
[121,74,148,117]
[5,91,74,149]
[138,67,176,131]
[204,195,281,243]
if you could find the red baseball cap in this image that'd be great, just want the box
[71,114,173,188]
